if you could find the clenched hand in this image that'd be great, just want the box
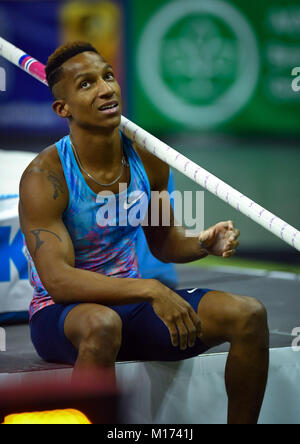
[199,220,240,258]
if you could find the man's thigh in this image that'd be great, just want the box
[64,288,216,362]
[30,302,80,364]
[115,288,213,362]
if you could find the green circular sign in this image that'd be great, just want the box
[137,0,260,128]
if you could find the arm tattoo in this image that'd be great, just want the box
[47,172,64,200]
[30,229,62,257]
[20,167,64,200]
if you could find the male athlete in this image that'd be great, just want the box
[19,42,269,424]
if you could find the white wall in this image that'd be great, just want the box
[0,348,299,424]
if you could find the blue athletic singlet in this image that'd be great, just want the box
[25,131,151,319]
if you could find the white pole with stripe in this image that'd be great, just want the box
[0,36,299,252]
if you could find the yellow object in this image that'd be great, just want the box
[60,1,121,68]
[2,409,92,424]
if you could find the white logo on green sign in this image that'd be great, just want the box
[137,0,260,129]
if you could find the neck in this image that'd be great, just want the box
[69,125,122,170]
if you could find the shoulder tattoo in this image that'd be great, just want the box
[46,171,64,200]
[21,167,64,200]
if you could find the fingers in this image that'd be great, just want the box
[153,289,202,350]
[222,221,239,237]
[187,310,202,345]
[217,221,240,242]
[223,238,239,257]
[168,309,202,350]
[221,222,240,258]
[165,321,179,348]
[189,309,202,338]
[222,221,240,239]
[176,318,189,350]
[223,227,240,257]
[221,220,235,230]
[226,238,239,250]
[199,227,215,247]
[223,249,236,258]
[232,228,240,240]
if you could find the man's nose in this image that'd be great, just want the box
[97,78,114,98]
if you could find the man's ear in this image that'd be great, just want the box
[52,100,71,118]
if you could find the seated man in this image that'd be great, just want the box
[19,42,269,424]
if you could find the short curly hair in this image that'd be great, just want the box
[45,41,99,95]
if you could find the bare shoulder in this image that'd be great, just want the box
[19,144,68,215]
[20,144,67,194]
[20,144,63,181]
[132,141,169,191]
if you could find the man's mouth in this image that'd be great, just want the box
[98,101,119,114]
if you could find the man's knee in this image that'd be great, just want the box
[81,309,122,354]
[234,296,269,345]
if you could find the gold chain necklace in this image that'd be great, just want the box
[70,138,129,187]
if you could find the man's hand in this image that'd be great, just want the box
[147,280,202,350]
[199,220,240,258]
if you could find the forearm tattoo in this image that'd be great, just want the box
[30,229,62,257]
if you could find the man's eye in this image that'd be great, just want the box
[80,81,90,88]
[105,72,115,80]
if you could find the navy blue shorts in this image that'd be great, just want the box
[30,288,212,365]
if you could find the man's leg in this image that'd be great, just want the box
[197,291,269,424]
[63,303,123,383]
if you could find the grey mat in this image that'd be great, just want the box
[1,265,299,374]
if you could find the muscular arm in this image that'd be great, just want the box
[19,158,153,306]
[136,143,239,263]
[137,146,208,264]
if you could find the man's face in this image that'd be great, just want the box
[53,51,122,130]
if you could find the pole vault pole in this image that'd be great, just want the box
[0,36,299,252]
